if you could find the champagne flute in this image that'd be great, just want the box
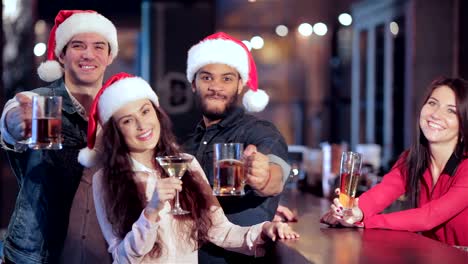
[156,154,194,215]
[339,151,362,212]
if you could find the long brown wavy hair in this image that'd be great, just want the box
[100,102,215,257]
[399,77,468,208]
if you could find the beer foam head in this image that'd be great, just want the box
[78,72,159,168]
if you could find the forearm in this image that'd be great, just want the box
[208,206,267,256]
[110,211,160,263]
[143,207,161,222]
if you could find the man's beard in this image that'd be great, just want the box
[195,90,238,122]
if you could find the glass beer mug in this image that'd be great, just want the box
[213,143,245,196]
[28,95,63,150]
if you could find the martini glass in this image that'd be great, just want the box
[156,154,194,215]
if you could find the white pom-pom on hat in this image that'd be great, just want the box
[78,146,100,168]
[37,60,63,82]
[187,32,270,112]
[242,88,269,112]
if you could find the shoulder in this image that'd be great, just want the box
[236,114,283,137]
[30,80,64,94]
[92,168,105,189]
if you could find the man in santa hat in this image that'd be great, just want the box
[184,32,291,263]
[0,10,117,264]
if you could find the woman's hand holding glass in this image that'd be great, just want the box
[144,176,182,221]
[320,188,364,228]
[261,222,300,242]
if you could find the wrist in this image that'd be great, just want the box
[257,172,272,194]
[355,208,363,222]
[144,207,161,222]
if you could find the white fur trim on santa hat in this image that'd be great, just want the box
[242,88,269,112]
[98,77,159,124]
[78,147,100,168]
[37,60,64,82]
[55,12,118,59]
[187,39,249,84]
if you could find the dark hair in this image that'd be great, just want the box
[402,77,468,207]
[101,102,214,257]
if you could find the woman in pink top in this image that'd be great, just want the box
[321,77,468,249]
[78,72,299,263]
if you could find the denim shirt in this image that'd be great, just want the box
[2,79,88,263]
[183,107,288,263]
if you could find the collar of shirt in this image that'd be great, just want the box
[64,84,88,121]
[421,151,462,190]
[442,152,462,177]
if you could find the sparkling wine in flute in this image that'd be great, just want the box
[339,151,362,210]
[339,172,361,208]
[214,159,245,196]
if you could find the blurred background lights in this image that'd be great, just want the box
[242,40,252,51]
[298,23,313,37]
[3,0,21,21]
[313,22,328,36]
[292,168,299,176]
[275,25,289,37]
[250,36,264,50]
[338,13,353,26]
[34,20,47,35]
[33,42,46,57]
[390,21,399,36]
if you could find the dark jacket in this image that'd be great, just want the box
[184,107,288,263]
[2,79,87,263]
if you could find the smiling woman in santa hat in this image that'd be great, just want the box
[79,72,299,263]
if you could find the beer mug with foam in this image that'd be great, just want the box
[213,143,245,196]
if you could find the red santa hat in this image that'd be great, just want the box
[78,72,159,168]
[186,32,269,112]
[38,10,119,82]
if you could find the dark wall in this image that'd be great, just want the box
[144,1,215,143]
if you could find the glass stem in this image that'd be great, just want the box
[175,190,181,209]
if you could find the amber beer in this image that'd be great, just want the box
[28,95,63,150]
[30,118,62,149]
[213,143,245,196]
[339,172,361,208]
[214,159,245,196]
[338,151,362,210]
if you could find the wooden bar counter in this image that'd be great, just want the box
[270,189,468,264]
